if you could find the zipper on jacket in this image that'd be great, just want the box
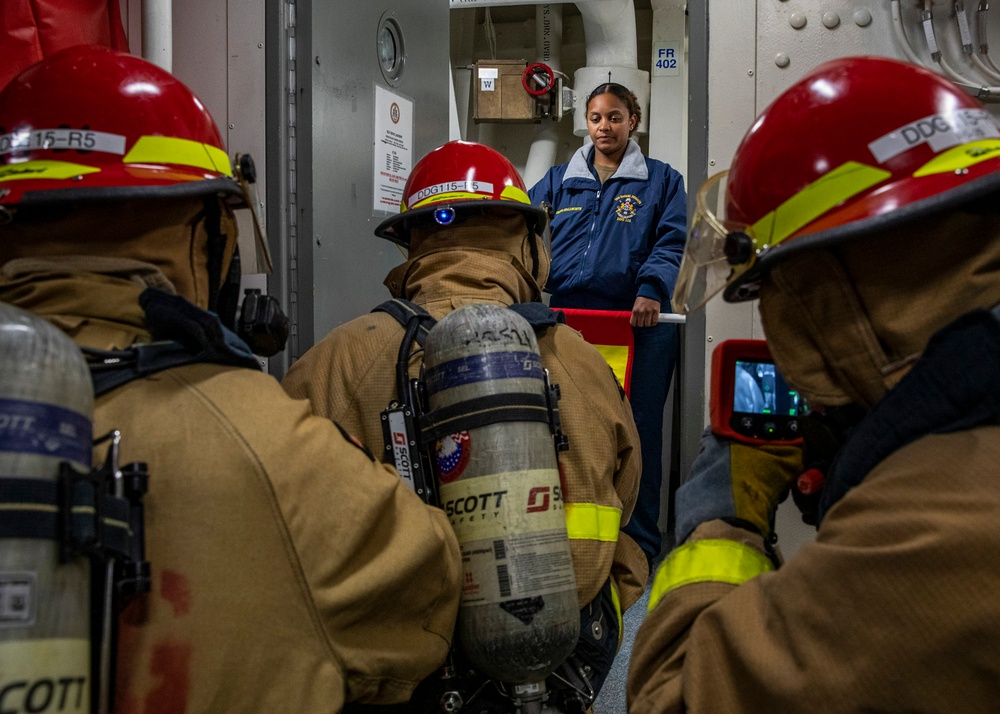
[577,187,600,286]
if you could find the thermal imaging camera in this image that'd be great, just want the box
[710,339,803,445]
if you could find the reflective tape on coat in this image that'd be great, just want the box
[647,539,774,612]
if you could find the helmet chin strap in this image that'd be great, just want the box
[216,248,243,329]
[205,197,226,316]
[528,228,540,281]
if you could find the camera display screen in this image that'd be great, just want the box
[733,360,801,417]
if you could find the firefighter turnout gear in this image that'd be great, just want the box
[629,330,1000,712]
[0,47,460,711]
[282,214,647,615]
[0,46,273,293]
[0,259,461,711]
[630,56,1000,713]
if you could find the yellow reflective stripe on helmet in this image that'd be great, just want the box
[647,539,774,612]
[610,580,623,647]
[123,136,233,176]
[0,160,100,182]
[913,138,1000,177]
[563,503,622,542]
[500,184,531,204]
[409,191,491,209]
[750,161,891,249]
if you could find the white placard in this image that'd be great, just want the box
[652,43,681,77]
[478,67,499,79]
[373,85,414,214]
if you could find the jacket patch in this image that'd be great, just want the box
[614,194,642,223]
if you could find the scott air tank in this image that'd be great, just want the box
[423,303,579,686]
[0,303,93,712]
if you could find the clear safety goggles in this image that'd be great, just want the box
[672,171,757,314]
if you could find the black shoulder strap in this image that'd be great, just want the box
[370,299,563,403]
[372,298,436,347]
[84,342,204,397]
[372,299,438,405]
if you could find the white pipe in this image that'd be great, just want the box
[974,52,1000,81]
[577,0,638,68]
[451,8,477,141]
[973,51,1000,81]
[450,0,606,6]
[449,64,462,142]
[536,3,562,71]
[572,0,646,137]
[891,0,930,65]
[890,0,996,98]
[141,0,172,72]
[524,5,562,187]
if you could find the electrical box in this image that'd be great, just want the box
[472,59,537,123]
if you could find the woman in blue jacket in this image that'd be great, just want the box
[529,82,687,568]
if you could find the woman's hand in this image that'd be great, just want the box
[631,296,661,327]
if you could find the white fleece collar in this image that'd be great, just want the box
[562,139,648,183]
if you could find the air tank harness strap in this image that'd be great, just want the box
[0,464,149,588]
[419,392,555,444]
[86,288,261,397]
[373,298,569,475]
[372,298,436,349]
[373,298,566,344]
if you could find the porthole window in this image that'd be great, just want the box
[377,15,405,86]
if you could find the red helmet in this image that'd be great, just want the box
[0,45,242,211]
[673,56,1000,312]
[375,140,548,248]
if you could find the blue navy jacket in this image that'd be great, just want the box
[529,139,687,311]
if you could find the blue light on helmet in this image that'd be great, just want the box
[434,207,456,226]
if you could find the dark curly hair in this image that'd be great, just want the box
[586,83,641,135]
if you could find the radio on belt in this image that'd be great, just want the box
[710,339,803,445]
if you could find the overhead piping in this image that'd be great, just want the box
[573,0,647,137]
[524,5,563,186]
[142,0,172,72]
[449,0,611,6]
[890,0,998,99]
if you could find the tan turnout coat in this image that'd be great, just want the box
[628,428,1000,712]
[282,247,648,614]
[0,263,461,712]
[628,216,1000,713]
